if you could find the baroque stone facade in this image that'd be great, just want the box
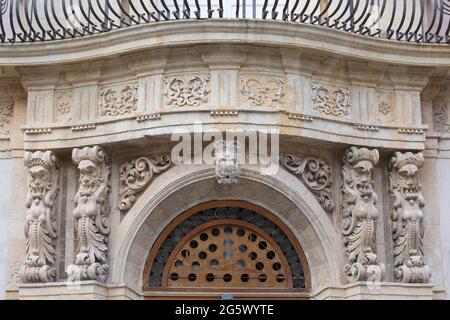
[0,9,449,300]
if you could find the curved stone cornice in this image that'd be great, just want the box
[1,20,450,67]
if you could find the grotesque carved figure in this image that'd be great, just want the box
[341,147,385,282]
[215,140,240,185]
[67,146,110,282]
[19,151,59,283]
[389,152,430,283]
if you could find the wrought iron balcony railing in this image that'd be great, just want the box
[0,0,449,44]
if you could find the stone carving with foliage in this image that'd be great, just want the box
[19,151,59,283]
[389,151,431,283]
[341,147,385,282]
[119,155,172,212]
[433,103,448,133]
[67,146,110,282]
[280,154,334,212]
[99,85,138,116]
[164,76,210,107]
[0,102,14,133]
[240,78,285,107]
[312,84,351,117]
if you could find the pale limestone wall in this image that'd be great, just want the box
[0,159,11,299]
[438,152,450,299]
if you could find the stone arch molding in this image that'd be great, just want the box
[111,164,344,295]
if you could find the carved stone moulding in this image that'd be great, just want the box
[164,76,210,107]
[280,153,334,212]
[389,151,430,283]
[99,85,138,116]
[311,84,351,117]
[136,113,162,122]
[67,146,111,282]
[119,155,171,213]
[287,113,314,122]
[341,146,385,283]
[19,151,59,283]
[240,77,285,108]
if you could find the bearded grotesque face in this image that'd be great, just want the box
[352,159,375,201]
[29,165,50,201]
[397,163,420,203]
[78,159,100,198]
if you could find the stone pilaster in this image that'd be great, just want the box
[388,151,431,283]
[67,146,110,282]
[341,146,385,283]
[19,151,59,283]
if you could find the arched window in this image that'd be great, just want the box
[143,201,310,299]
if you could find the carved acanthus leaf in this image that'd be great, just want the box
[99,85,138,116]
[67,146,110,282]
[312,84,351,117]
[280,154,334,212]
[164,76,210,107]
[341,146,384,282]
[389,151,430,283]
[119,155,172,212]
[240,78,285,107]
[19,151,59,283]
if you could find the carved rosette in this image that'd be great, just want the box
[341,147,385,282]
[164,76,210,107]
[119,155,172,212]
[67,146,110,282]
[280,154,334,212]
[19,151,59,283]
[389,151,430,283]
[240,78,285,107]
[215,140,240,185]
[312,84,351,117]
[99,85,138,116]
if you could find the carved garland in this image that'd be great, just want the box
[389,151,431,283]
[19,151,59,283]
[119,155,172,213]
[67,146,111,282]
[164,76,210,107]
[280,154,334,212]
[341,146,385,282]
[240,78,285,108]
[99,85,138,116]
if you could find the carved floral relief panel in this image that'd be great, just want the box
[433,103,449,133]
[311,83,351,117]
[99,85,138,116]
[55,90,73,123]
[376,90,395,123]
[240,77,285,108]
[163,76,210,107]
[0,102,14,134]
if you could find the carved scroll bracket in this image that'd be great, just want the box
[119,155,171,213]
[280,153,334,212]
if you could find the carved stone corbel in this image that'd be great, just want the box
[19,151,59,283]
[119,155,171,212]
[341,146,385,282]
[389,151,431,283]
[67,146,110,282]
[280,154,334,212]
[214,140,240,185]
